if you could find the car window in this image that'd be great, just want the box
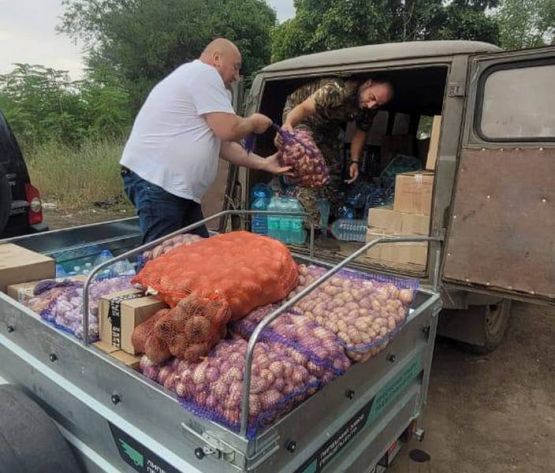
[478,63,555,140]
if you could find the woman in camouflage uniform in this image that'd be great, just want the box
[281,78,393,246]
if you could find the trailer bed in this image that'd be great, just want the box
[0,219,441,472]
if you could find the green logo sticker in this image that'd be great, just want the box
[119,439,144,468]
[295,357,423,473]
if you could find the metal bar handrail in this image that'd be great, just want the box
[238,234,442,435]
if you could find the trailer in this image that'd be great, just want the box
[0,214,441,472]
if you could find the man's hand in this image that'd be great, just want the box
[261,152,292,175]
[345,162,360,184]
[282,122,294,134]
[247,113,273,134]
[274,123,294,147]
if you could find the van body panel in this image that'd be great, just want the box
[261,41,501,74]
[443,46,555,304]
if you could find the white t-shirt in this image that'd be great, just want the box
[120,60,235,203]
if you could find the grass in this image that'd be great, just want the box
[25,137,133,211]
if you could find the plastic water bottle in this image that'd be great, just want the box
[317,199,331,229]
[288,198,306,245]
[82,262,93,275]
[267,197,281,241]
[93,249,115,278]
[278,197,291,243]
[56,264,67,278]
[67,265,81,277]
[330,219,367,242]
[251,183,273,235]
[251,196,269,235]
[113,259,136,276]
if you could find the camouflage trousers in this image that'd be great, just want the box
[293,136,346,229]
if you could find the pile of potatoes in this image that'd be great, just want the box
[232,305,351,376]
[289,265,415,362]
[140,336,339,431]
[142,233,202,261]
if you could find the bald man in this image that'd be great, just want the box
[121,38,288,243]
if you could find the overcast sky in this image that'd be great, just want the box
[0,0,295,80]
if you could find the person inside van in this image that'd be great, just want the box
[279,77,394,248]
[121,38,291,244]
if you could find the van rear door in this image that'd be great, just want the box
[443,46,555,304]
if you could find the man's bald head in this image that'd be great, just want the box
[200,38,242,88]
[202,38,240,58]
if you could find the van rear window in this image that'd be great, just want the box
[478,62,555,141]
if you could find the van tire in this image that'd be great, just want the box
[0,385,83,473]
[0,169,11,234]
[438,299,512,354]
[459,300,512,354]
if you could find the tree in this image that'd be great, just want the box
[0,64,84,145]
[59,0,276,108]
[496,0,555,49]
[272,0,500,62]
[0,64,132,146]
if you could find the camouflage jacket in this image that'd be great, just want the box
[282,78,377,138]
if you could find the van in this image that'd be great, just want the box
[217,40,555,353]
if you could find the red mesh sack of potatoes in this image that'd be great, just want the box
[133,294,231,363]
[133,231,299,321]
[277,129,330,188]
[131,308,170,354]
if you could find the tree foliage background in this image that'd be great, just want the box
[0,0,553,149]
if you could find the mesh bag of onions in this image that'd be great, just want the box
[142,233,203,262]
[139,336,340,437]
[133,231,299,321]
[132,293,231,364]
[232,305,350,376]
[35,275,134,340]
[277,129,330,188]
[290,265,418,363]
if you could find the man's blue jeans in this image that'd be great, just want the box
[122,168,209,244]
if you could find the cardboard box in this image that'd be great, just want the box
[93,340,120,354]
[400,212,430,235]
[367,206,402,233]
[110,350,142,369]
[382,241,428,266]
[426,116,441,170]
[95,340,141,368]
[393,171,434,216]
[0,244,55,293]
[7,280,43,305]
[99,289,167,355]
[367,207,430,235]
[365,229,388,259]
[366,228,428,266]
[7,275,87,306]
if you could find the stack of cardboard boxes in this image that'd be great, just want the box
[366,116,441,268]
[1,242,166,370]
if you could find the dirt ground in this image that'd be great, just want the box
[43,208,555,473]
[389,302,555,473]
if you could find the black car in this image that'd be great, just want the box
[0,110,48,238]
